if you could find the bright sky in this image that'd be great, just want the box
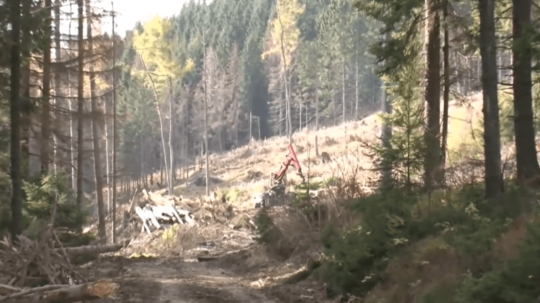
[100,0,213,37]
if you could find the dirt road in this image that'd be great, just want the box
[119,254,280,303]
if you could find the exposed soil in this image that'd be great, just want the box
[90,206,336,303]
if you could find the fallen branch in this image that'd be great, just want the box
[0,284,20,296]
[59,243,124,256]
[0,279,119,303]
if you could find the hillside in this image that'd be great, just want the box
[162,94,485,205]
[75,94,489,302]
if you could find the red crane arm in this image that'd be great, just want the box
[273,144,304,182]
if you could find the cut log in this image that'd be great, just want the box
[152,205,183,224]
[59,242,124,256]
[0,284,20,296]
[0,279,120,303]
[143,207,161,229]
[135,206,152,234]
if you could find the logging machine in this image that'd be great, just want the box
[254,144,305,208]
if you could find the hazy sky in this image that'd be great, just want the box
[100,0,213,37]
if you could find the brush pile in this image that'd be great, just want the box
[0,225,122,302]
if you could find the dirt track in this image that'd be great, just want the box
[119,255,280,303]
[91,204,328,302]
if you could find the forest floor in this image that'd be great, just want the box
[86,95,485,302]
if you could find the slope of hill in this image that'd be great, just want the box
[80,94,490,303]
[170,94,484,206]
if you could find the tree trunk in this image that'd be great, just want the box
[20,0,31,178]
[305,93,308,129]
[279,85,283,136]
[68,0,76,191]
[299,96,302,131]
[86,0,106,239]
[342,55,346,124]
[168,79,175,195]
[10,0,23,238]
[423,0,442,190]
[111,3,118,243]
[513,0,540,179]
[76,0,85,206]
[381,33,393,189]
[203,37,209,197]
[479,0,505,200]
[441,0,451,175]
[316,82,319,131]
[231,75,239,146]
[333,67,337,127]
[53,0,62,173]
[315,82,319,157]
[104,93,111,213]
[286,74,292,143]
[41,0,53,174]
[355,56,359,120]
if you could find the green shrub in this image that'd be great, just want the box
[23,173,87,239]
[457,219,540,303]
[291,181,323,215]
[254,208,274,244]
[316,183,526,297]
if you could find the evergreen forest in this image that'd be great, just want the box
[3,0,540,301]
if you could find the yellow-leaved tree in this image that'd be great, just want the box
[133,15,195,195]
[262,0,305,142]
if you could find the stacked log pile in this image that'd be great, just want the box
[133,190,196,234]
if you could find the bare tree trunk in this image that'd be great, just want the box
[87,0,106,239]
[76,0,85,206]
[279,86,283,136]
[21,0,31,178]
[512,0,540,179]
[315,81,319,157]
[68,0,76,191]
[53,0,61,173]
[342,55,346,124]
[441,0,451,175]
[305,94,308,129]
[234,97,239,147]
[381,33,392,189]
[423,0,442,190]
[112,1,117,243]
[41,0,53,173]
[332,87,336,126]
[231,76,239,146]
[315,82,319,131]
[104,92,111,212]
[203,34,210,197]
[355,55,359,120]
[10,0,23,238]
[478,0,505,200]
[168,78,175,195]
[299,96,302,131]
